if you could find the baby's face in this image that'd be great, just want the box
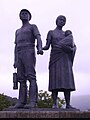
[65,31,71,36]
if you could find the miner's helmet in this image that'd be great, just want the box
[19,9,32,21]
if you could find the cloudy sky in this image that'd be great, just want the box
[0,0,90,98]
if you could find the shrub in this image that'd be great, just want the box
[37,90,65,108]
[0,93,11,111]
[0,90,65,110]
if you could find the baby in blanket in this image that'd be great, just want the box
[64,30,74,47]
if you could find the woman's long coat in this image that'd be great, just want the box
[46,28,76,92]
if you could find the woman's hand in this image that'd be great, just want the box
[37,50,43,55]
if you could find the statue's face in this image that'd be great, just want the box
[57,16,66,27]
[20,11,30,21]
[65,30,72,36]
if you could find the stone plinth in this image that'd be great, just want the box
[0,108,90,118]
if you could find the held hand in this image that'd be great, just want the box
[42,46,49,50]
[37,50,43,55]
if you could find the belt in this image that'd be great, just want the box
[17,44,35,51]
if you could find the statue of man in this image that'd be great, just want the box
[43,15,77,110]
[13,9,43,108]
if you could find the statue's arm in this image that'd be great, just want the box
[13,32,18,68]
[32,24,43,55]
[72,44,77,56]
[71,44,77,65]
[59,42,69,52]
[65,43,77,52]
[43,39,51,50]
[36,35,43,55]
[13,44,18,68]
[43,31,51,50]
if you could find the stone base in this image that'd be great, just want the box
[0,108,90,118]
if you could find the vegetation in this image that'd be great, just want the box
[0,93,17,111]
[0,93,10,110]
[37,90,65,108]
[0,90,65,110]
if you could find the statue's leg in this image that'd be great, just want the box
[52,90,59,108]
[24,79,38,108]
[64,90,78,110]
[14,52,27,108]
[14,81,27,108]
[23,50,37,108]
[36,82,38,104]
[29,79,38,107]
[64,90,70,108]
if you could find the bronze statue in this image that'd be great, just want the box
[43,15,77,109]
[13,9,43,108]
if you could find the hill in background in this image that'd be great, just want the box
[70,95,90,111]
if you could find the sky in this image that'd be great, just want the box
[0,0,90,99]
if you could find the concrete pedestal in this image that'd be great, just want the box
[0,108,90,118]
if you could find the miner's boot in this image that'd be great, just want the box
[14,81,27,108]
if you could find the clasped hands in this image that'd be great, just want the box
[37,49,43,55]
